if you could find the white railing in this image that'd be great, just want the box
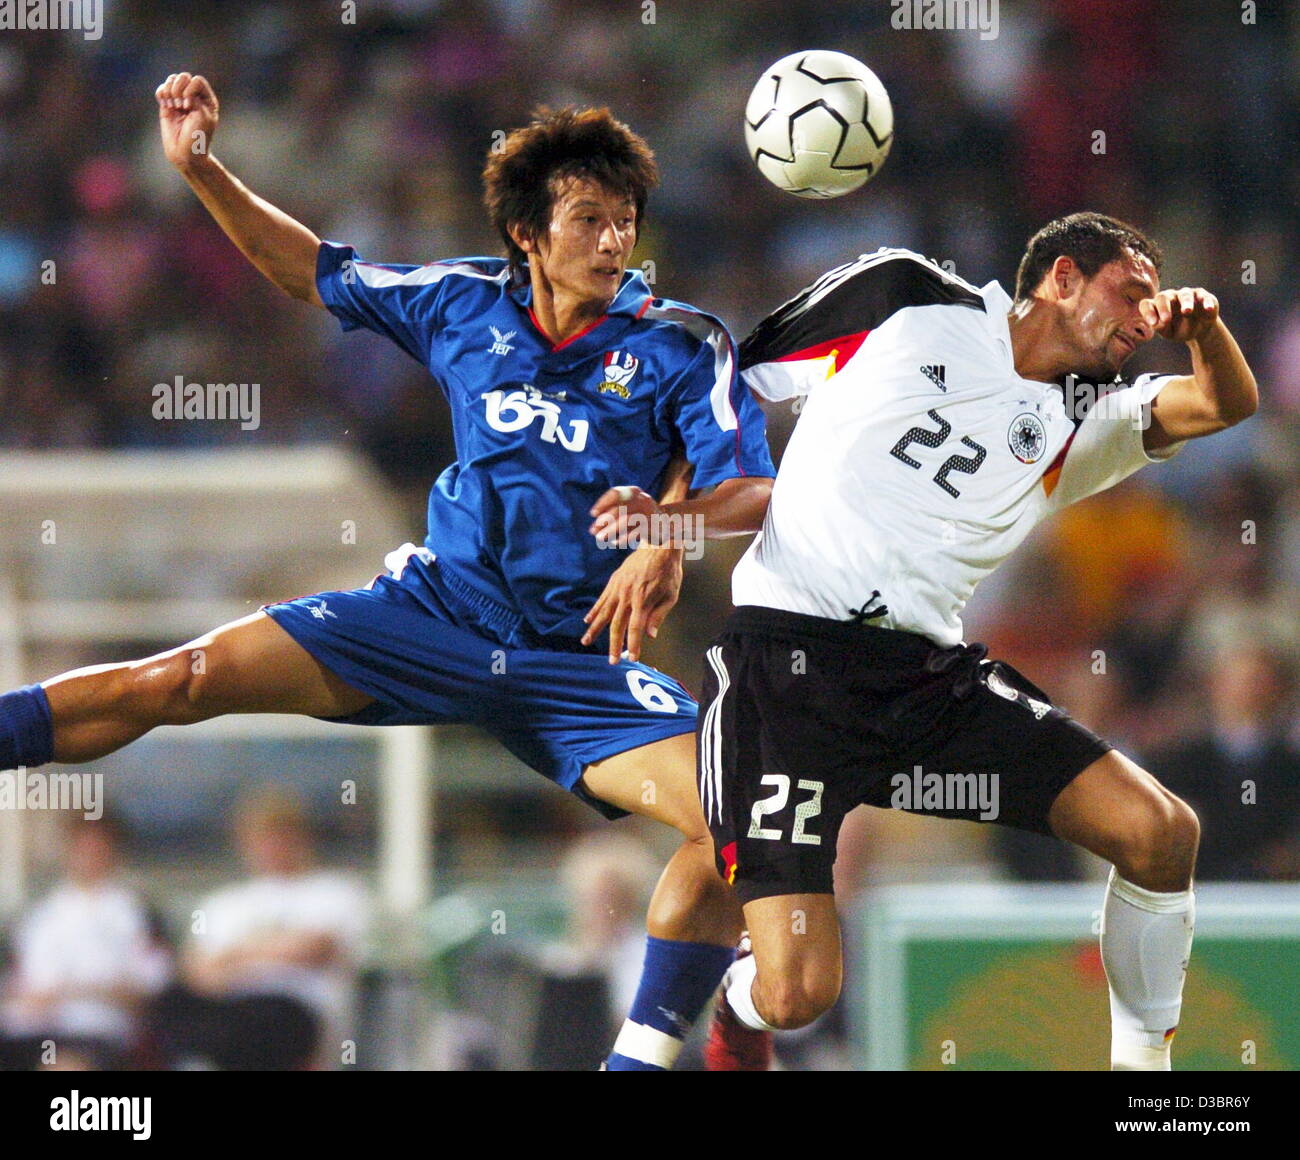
[0,448,433,936]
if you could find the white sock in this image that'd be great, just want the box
[724,953,778,1032]
[1100,866,1195,1071]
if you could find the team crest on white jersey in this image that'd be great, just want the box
[1007,412,1047,464]
[488,326,517,356]
[599,350,640,398]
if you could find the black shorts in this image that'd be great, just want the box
[698,606,1111,904]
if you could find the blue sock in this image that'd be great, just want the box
[0,685,54,770]
[604,936,735,1071]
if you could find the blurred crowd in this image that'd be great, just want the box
[0,0,1296,987]
[2,2,1296,461]
[0,788,368,1070]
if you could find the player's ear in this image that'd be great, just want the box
[1050,255,1080,301]
[508,223,537,255]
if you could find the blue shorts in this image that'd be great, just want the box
[262,546,696,818]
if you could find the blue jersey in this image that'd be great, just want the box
[316,243,775,645]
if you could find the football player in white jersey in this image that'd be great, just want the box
[694,212,1257,1070]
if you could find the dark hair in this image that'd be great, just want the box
[482,106,658,277]
[1014,212,1163,301]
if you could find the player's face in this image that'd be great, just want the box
[531,176,638,311]
[1066,249,1160,378]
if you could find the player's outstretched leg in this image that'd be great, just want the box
[1048,750,1200,1071]
[0,611,373,770]
[581,732,746,1071]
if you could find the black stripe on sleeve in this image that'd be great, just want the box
[739,252,986,370]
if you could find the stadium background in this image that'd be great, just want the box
[0,0,1296,1070]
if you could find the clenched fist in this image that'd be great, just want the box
[589,484,662,548]
[1139,287,1220,344]
[157,72,219,171]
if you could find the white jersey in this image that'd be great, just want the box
[196,870,369,1029]
[7,881,171,1042]
[733,249,1183,646]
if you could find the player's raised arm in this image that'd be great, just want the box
[157,72,324,307]
[1141,288,1258,450]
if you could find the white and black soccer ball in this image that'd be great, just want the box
[744,50,894,199]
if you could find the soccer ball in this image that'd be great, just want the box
[744,50,893,199]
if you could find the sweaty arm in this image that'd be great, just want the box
[1142,289,1258,451]
[588,467,772,547]
[662,475,773,538]
[157,72,323,306]
[590,311,777,546]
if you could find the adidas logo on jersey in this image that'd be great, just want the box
[920,364,947,391]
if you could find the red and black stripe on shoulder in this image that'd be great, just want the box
[738,250,986,371]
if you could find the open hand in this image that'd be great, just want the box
[582,544,683,664]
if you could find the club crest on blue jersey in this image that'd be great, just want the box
[599,350,640,398]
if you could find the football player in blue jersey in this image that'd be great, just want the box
[0,73,776,1071]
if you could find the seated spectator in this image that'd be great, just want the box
[549,831,659,1018]
[0,814,172,1070]
[150,787,369,1069]
[1150,644,1300,880]
[529,832,659,1070]
[455,831,659,1070]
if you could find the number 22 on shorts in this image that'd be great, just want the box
[748,774,824,845]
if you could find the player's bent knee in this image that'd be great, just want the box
[1117,786,1200,885]
[1163,793,1200,865]
[759,976,840,1031]
[662,816,713,850]
[646,841,735,936]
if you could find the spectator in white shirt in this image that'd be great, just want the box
[0,814,172,1070]
[150,786,369,1069]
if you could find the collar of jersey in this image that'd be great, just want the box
[511,267,653,357]
[979,278,1049,397]
[979,279,1015,361]
[981,278,1054,390]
